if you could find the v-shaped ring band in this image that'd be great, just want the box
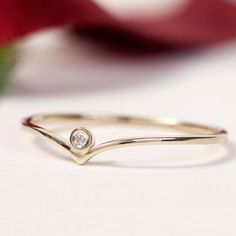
[22,113,227,165]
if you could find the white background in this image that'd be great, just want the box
[0,0,236,235]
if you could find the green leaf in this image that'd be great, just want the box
[0,45,17,93]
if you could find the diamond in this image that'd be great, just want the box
[71,130,89,149]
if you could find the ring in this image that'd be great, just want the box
[22,113,228,165]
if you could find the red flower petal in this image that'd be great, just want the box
[0,0,236,47]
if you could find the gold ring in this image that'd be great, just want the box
[22,113,228,165]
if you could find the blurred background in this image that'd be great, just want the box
[1,0,236,95]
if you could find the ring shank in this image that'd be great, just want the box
[22,113,227,164]
[23,113,227,145]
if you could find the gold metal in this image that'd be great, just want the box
[22,113,227,165]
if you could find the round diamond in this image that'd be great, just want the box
[71,131,89,149]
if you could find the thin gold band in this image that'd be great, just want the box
[22,114,227,165]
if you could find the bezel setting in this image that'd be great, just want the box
[70,128,95,157]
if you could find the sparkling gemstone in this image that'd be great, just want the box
[71,131,89,149]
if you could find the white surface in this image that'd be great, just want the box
[1,30,236,234]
